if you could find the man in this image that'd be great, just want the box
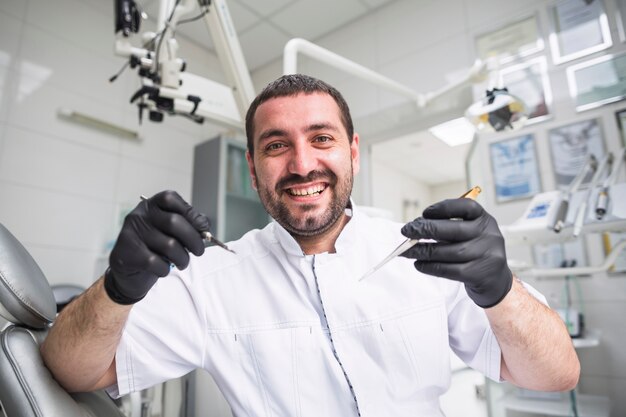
[41,74,579,416]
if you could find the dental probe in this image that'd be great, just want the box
[140,195,235,254]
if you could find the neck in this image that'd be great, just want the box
[294,213,351,255]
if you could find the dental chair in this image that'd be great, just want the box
[0,223,125,417]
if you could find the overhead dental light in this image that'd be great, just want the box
[464,54,528,133]
[465,87,528,132]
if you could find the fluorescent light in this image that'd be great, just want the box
[57,108,140,140]
[428,117,476,147]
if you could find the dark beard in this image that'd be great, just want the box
[257,168,353,237]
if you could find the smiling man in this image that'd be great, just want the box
[41,74,579,417]
[246,85,359,253]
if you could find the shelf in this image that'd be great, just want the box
[503,218,626,246]
[510,239,626,278]
[501,185,626,246]
[573,329,601,349]
[503,392,610,417]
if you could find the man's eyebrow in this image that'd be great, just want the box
[305,122,340,133]
[258,128,287,141]
[258,123,340,142]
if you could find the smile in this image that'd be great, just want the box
[285,183,327,196]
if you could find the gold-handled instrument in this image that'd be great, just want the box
[359,186,481,281]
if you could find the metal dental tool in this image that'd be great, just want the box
[596,147,626,220]
[552,154,598,233]
[140,195,235,254]
[199,230,236,253]
[573,153,612,237]
[359,186,481,281]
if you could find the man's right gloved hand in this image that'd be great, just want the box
[104,190,210,305]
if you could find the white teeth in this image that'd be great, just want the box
[287,184,325,196]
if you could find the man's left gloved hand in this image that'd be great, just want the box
[400,198,512,308]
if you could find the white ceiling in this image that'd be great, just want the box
[137,0,470,186]
[139,0,398,71]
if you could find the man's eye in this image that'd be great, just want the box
[314,135,332,143]
[266,143,285,151]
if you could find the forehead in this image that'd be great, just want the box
[253,92,343,136]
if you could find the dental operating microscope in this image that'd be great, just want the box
[112,0,255,128]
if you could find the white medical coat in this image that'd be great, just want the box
[110,207,504,416]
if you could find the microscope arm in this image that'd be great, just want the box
[199,0,255,118]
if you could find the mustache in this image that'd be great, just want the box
[276,169,337,191]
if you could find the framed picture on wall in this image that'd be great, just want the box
[617,0,626,42]
[548,0,612,64]
[489,134,542,202]
[567,52,626,112]
[548,118,606,189]
[616,108,626,146]
[475,14,544,64]
[500,56,552,124]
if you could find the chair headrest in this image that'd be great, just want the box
[0,223,56,329]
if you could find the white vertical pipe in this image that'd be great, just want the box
[157,0,176,32]
[205,0,256,117]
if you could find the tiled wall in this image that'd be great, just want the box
[0,0,227,288]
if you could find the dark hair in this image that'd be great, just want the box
[245,74,354,156]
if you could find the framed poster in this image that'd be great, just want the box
[616,108,626,146]
[548,0,612,64]
[567,53,626,112]
[617,0,626,42]
[548,118,606,189]
[490,134,542,202]
[475,14,544,64]
[500,56,552,124]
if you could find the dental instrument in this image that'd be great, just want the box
[359,186,481,281]
[140,195,235,254]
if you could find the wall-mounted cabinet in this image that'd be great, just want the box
[192,135,269,242]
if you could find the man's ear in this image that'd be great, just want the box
[245,151,257,190]
[351,133,360,175]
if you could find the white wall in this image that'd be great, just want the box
[371,159,431,222]
[430,180,468,206]
[370,160,466,222]
[0,0,227,289]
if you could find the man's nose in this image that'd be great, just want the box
[288,143,317,175]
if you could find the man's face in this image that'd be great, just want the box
[246,92,360,237]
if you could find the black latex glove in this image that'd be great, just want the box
[400,198,512,308]
[104,190,210,305]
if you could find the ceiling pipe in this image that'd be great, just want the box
[283,38,488,109]
[283,38,425,107]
